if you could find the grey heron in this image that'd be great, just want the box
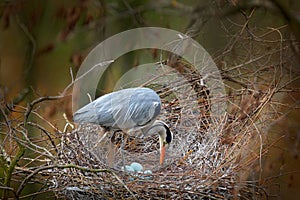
[73,87,173,165]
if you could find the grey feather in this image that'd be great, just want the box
[73,87,161,131]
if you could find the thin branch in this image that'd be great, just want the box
[27,122,58,153]
[24,96,63,123]
[61,60,114,96]
[16,164,137,199]
[0,186,18,200]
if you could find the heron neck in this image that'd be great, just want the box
[142,121,166,138]
[142,120,167,152]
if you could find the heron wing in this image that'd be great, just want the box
[127,88,161,126]
[73,102,99,124]
[74,88,161,130]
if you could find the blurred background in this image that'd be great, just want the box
[0,0,300,199]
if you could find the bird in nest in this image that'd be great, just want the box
[73,87,173,165]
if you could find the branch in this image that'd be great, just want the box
[24,96,63,122]
[60,60,114,96]
[27,122,58,153]
[0,186,18,200]
[2,145,25,200]
[16,164,137,200]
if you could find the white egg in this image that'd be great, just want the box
[130,162,143,172]
[121,165,134,172]
[143,170,152,174]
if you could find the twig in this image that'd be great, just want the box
[61,60,114,96]
[0,186,18,200]
[27,122,58,152]
[16,164,137,200]
[24,96,63,123]
[2,145,25,200]
[63,113,74,132]
[31,111,61,133]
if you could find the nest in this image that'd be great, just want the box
[53,128,266,199]
[51,77,269,199]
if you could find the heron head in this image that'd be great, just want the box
[143,120,173,165]
[158,122,173,165]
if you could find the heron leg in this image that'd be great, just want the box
[107,130,116,168]
[120,133,128,169]
[110,130,127,169]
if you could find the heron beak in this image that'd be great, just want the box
[160,144,166,165]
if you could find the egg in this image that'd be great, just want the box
[143,170,152,174]
[130,162,143,172]
[121,165,134,172]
